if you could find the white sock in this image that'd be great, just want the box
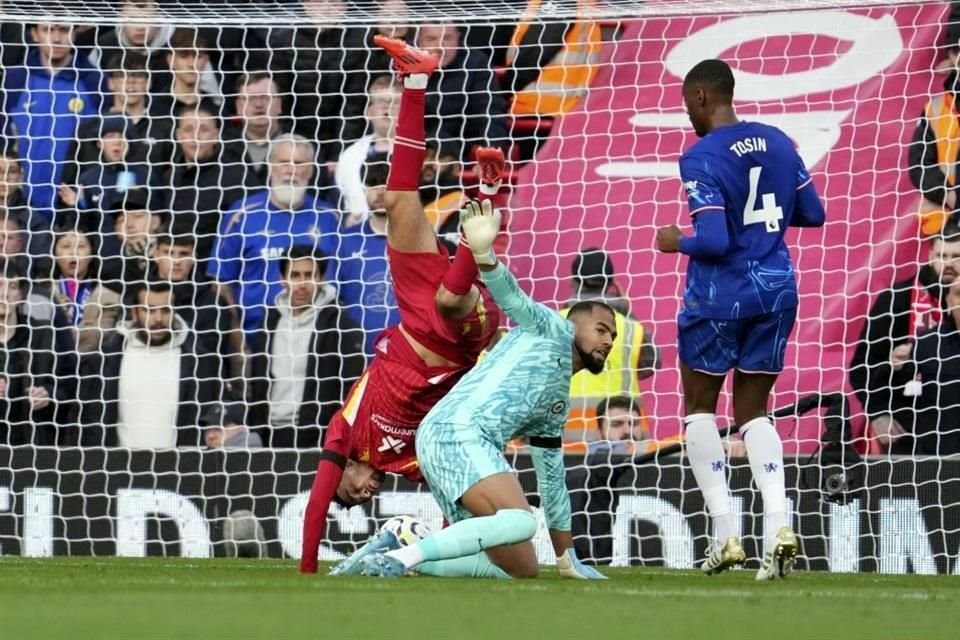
[386,543,425,569]
[404,74,429,90]
[742,416,788,549]
[685,413,737,543]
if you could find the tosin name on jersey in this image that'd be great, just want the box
[0,486,958,574]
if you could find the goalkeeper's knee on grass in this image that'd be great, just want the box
[387,509,537,570]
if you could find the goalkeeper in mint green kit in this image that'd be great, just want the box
[337,200,615,580]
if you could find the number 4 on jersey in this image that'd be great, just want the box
[743,166,783,232]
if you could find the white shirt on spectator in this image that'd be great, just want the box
[336,134,374,223]
[269,292,320,426]
[117,318,187,449]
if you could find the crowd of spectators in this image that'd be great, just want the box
[4,0,957,458]
[0,0,613,449]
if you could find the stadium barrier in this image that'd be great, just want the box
[0,446,957,574]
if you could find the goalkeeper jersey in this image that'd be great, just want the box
[424,262,573,446]
[420,263,574,529]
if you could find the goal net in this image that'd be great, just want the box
[0,0,956,574]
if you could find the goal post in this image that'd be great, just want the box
[0,0,956,574]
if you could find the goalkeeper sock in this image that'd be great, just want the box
[386,76,427,192]
[417,553,511,579]
[441,241,480,295]
[741,416,788,549]
[685,413,738,543]
[387,508,537,569]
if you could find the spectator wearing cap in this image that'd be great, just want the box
[57,114,156,234]
[76,188,165,352]
[164,98,261,260]
[335,75,400,226]
[0,258,73,446]
[570,247,631,315]
[248,244,365,448]
[201,401,263,449]
[62,51,175,187]
[416,23,511,155]
[0,142,51,276]
[208,134,340,337]
[337,161,400,356]
[561,247,659,434]
[78,280,220,448]
[149,229,242,380]
[1,22,107,216]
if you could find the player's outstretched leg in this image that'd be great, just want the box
[680,363,746,575]
[733,370,798,580]
[375,35,439,254]
[359,472,539,579]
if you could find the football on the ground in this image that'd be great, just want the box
[380,515,432,546]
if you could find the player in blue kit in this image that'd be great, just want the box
[333,200,613,580]
[656,59,826,580]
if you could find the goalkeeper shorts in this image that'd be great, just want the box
[416,419,512,524]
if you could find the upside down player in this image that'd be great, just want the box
[299,37,506,574]
[656,59,826,580]
[338,200,612,580]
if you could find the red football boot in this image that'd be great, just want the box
[373,35,439,77]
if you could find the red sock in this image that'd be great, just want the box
[441,240,480,295]
[387,87,426,192]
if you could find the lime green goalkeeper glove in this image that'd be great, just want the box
[460,199,502,267]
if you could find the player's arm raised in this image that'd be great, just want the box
[529,436,606,580]
[657,154,730,258]
[461,199,565,335]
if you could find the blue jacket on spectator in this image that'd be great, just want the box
[208,190,341,335]
[336,220,399,357]
[3,47,106,216]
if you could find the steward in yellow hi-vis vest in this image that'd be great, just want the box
[505,0,602,116]
[560,248,658,438]
[910,76,960,235]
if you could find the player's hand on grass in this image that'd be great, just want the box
[557,548,607,580]
[460,199,501,266]
[656,225,683,253]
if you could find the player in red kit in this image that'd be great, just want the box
[299,36,506,574]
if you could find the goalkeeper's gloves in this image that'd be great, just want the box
[557,548,607,580]
[460,199,501,266]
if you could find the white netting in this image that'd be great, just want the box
[0,0,957,574]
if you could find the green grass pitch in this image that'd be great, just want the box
[1,558,957,639]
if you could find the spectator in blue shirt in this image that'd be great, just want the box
[336,160,398,356]
[209,134,341,336]
[2,22,106,217]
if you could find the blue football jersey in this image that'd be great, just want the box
[680,121,815,320]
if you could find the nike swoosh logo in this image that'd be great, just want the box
[427,373,449,385]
